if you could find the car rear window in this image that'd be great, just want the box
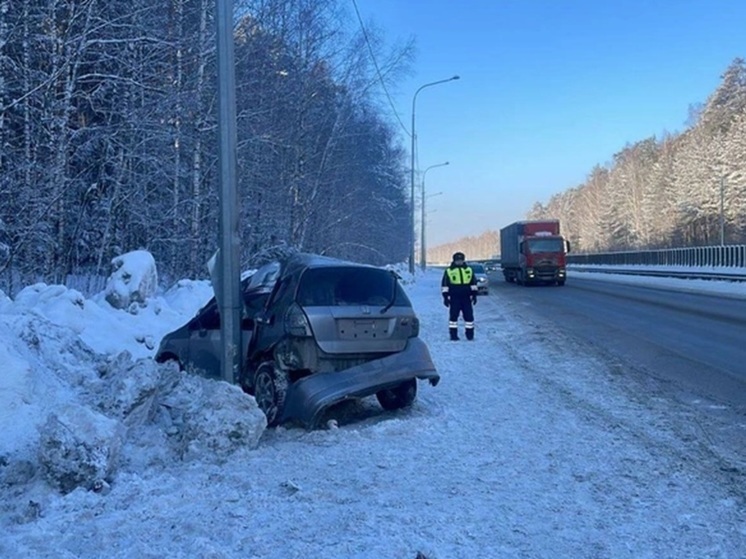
[470,264,485,273]
[297,267,412,307]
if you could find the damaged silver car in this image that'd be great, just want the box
[155,253,440,428]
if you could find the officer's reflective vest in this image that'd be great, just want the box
[446,267,473,285]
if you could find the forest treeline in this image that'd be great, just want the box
[0,0,414,293]
[3,1,744,292]
[434,58,746,261]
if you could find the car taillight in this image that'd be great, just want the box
[284,303,312,337]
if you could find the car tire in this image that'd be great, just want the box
[253,360,288,427]
[154,353,184,371]
[376,378,417,411]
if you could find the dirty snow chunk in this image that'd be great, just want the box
[170,376,266,461]
[104,250,158,310]
[15,315,100,380]
[94,352,178,429]
[1,456,36,488]
[38,403,124,494]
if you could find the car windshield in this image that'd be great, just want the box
[470,263,486,274]
[297,267,411,307]
[244,262,281,292]
[527,238,565,253]
[241,261,281,312]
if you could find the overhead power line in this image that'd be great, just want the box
[350,0,411,137]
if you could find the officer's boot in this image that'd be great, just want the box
[449,327,459,341]
[465,320,475,341]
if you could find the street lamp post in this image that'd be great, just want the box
[409,75,460,274]
[420,162,449,270]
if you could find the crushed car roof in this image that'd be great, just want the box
[276,252,378,278]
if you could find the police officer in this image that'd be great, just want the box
[441,251,478,340]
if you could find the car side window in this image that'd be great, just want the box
[190,301,220,330]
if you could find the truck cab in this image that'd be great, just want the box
[500,219,571,286]
[520,232,570,285]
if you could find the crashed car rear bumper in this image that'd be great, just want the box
[281,337,439,428]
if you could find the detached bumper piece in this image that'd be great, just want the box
[281,338,439,428]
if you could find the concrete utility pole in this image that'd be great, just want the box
[215,0,241,384]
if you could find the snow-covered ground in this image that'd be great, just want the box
[1,262,745,558]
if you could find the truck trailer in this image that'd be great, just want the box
[499,219,570,286]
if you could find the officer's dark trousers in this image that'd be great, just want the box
[448,295,474,340]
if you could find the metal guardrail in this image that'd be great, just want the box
[567,244,746,282]
[568,244,746,268]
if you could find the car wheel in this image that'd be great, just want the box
[155,353,183,371]
[376,378,417,411]
[238,370,255,396]
[253,361,288,427]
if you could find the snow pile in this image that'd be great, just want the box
[0,328,266,499]
[0,253,264,503]
[10,271,213,362]
[103,250,159,310]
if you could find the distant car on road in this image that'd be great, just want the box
[155,253,440,428]
[468,262,489,295]
[483,259,500,273]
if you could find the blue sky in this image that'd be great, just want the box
[354,0,745,247]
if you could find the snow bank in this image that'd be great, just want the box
[0,278,265,499]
